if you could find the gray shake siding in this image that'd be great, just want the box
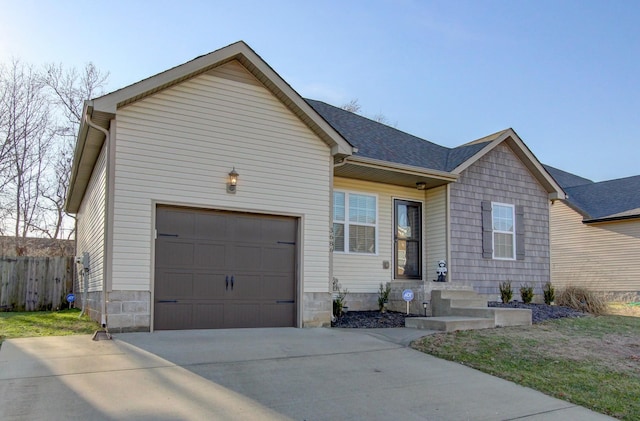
[449,143,550,296]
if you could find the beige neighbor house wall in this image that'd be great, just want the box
[332,177,429,310]
[449,143,551,297]
[109,60,334,329]
[76,143,107,322]
[550,200,640,301]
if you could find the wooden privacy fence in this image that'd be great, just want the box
[0,256,75,311]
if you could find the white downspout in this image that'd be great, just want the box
[83,111,109,329]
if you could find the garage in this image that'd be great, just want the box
[154,206,298,330]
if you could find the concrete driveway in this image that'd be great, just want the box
[0,328,614,420]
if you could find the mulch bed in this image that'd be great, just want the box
[332,303,586,328]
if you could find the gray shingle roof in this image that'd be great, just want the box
[544,165,640,221]
[543,165,594,188]
[306,99,451,171]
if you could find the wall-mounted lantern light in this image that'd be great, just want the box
[227,167,239,193]
[416,182,427,190]
[423,301,428,317]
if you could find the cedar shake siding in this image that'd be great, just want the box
[449,143,551,295]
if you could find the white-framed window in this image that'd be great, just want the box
[492,202,515,260]
[333,191,377,254]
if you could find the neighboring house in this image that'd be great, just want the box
[66,41,564,332]
[545,165,640,301]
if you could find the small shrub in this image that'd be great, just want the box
[378,282,391,312]
[556,286,606,315]
[333,286,348,318]
[499,281,513,303]
[543,282,555,305]
[520,283,534,304]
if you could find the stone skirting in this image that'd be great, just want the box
[302,292,332,327]
[76,290,150,333]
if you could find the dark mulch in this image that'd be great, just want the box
[332,303,586,328]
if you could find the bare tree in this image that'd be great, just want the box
[0,60,53,252]
[40,62,109,239]
[341,99,362,114]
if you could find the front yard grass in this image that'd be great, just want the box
[0,308,99,346]
[412,315,640,420]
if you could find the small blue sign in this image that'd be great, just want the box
[402,289,414,302]
[66,293,75,303]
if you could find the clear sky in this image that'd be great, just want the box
[1,0,638,182]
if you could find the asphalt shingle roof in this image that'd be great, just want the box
[544,165,640,221]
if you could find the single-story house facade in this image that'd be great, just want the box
[66,41,564,332]
[545,166,640,301]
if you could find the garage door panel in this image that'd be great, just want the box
[262,247,295,271]
[262,275,295,300]
[193,303,224,329]
[156,271,194,299]
[194,243,226,269]
[155,303,192,330]
[231,245,262,271]
[193,273,227,297]
[196,213,229,240]
[231,216,262,240]
[262,219,296,242]
[227,274,262,299]
[157,209,196,238]
[224,303,260,328]
[260,303,295,327]
[157,240,194,266]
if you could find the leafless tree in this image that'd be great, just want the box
[0,60,53,252]
[39,62,109,239]
[341,98,362,114]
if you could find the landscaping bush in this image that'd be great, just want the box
[377,282,391,312]
[520,283,534,304]
[556,286,606,315]
[499,281,513,303]
[543,282,555,305]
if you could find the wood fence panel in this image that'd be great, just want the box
[0,256,75,311]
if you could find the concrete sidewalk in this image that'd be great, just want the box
[0,328,615,420]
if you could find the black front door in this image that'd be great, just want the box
[394,199,422,279]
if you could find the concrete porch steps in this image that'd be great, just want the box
[405,316,495,332]
[405,287,532,332]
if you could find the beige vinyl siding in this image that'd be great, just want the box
[550,201,640,292]
[333,177,426,292]
[112,60,332,293]
[425,185,447,281]
[76,143,107,292]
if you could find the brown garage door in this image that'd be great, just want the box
[154,206,297,330]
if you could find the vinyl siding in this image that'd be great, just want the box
[550,201,640,292]
[449,143,551,295]
[425,185,447,281]
[333,177,427,292]
[76,143,106,292]
[112,60,332,293]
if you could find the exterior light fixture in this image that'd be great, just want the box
[227,167,239,193]
[416,182,427,190]
[423,302,428,317]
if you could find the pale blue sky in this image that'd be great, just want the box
[1,0,638,181]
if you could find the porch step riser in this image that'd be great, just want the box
[406,317,495,332]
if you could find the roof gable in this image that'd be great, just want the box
[66,42,353,213]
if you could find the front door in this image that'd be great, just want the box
[394,199,422,279]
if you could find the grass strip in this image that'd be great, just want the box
[0,308,99,345]
[412,316,640,420]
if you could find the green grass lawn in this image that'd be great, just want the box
[412,315,640,420]
[0,309,99,345]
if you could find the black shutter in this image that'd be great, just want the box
[516,205,525,260]
[481,201,493,258]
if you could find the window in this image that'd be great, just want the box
[333,191,377,254]
[394,199,422,279]
[492,203,515,259]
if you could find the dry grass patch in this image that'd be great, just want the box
[412,315,640,420]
